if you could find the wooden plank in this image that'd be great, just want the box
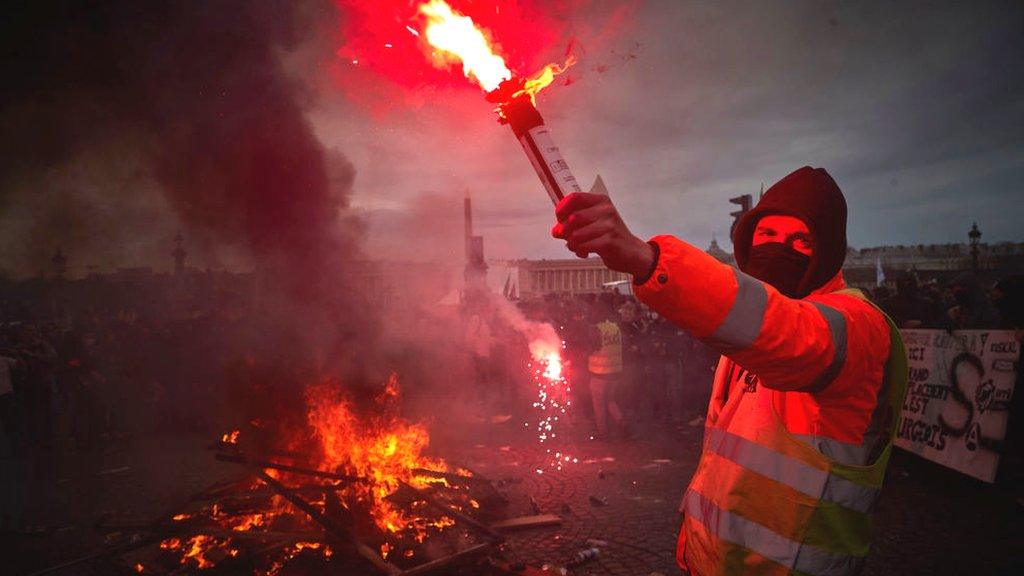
[254,469,401,575]
[215,452,365,483]
[396,480,505,542]
[489,514,562,531]
[396,542,492,576]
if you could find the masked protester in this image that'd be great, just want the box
[552,166,907,576]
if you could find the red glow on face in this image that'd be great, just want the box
[333,0,569,108]
[753,215,814,256]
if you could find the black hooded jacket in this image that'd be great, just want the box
[732,166,848,298]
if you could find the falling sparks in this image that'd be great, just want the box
[527,339,576,472]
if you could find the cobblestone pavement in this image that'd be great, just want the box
[438,422,701,576]
[4,414,1023,575]
[431,414,1024,576]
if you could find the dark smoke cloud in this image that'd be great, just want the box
[0,0,358,290]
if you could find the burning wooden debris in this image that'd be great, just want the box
[34,373,566,576]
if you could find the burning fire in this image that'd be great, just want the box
[304,373,457,537]
[159,373,465,573]
[417,0,572,102]
[221,429,240,444]
[160,535,237,570]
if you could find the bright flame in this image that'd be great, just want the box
[542,351,562,380]
[162,535,234,570]
[417,0,574,101]
[419,0,511,92]
[513,55,577,104]
[163,374,462,572]
[304,373,456,538]
[182,535,218,569]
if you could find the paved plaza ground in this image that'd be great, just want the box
[3,411,1023,575]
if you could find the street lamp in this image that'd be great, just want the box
[968,222,982,271]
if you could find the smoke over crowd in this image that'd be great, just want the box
[0,0,358,292]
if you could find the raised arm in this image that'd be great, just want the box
[632,235,889,391]
[552,192,888,392]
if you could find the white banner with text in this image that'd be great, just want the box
[895,329,1019,483]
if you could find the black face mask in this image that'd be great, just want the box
[744,243,811,298]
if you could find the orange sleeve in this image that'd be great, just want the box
[634,235,887,391]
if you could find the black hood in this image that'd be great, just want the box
[733,166,847,296]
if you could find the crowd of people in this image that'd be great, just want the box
[3,271,1018,459]
[1,271,1020,451]
[1,270,1021,529]
[0,307,252,461]
[0,293,346,531]
[874,272,1022,331]
[508,271,1024,442]
[513,292,720,439]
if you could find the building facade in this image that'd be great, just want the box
[508,258,631,298]
[706,239,1024,288]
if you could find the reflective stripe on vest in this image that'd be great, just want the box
[702,269,850,394]
[705,427,879,514]
[791,433,872,468]
[807,302,848,391]
[705,268,767,352]
[683,489,864,576]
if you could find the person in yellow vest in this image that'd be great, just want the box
[587,301,629,440]
[552,167,908,576]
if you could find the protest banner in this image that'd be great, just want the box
[895,329,1020,482]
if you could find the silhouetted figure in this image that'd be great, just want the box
[15,324,57,448]
[0,347,25,455]
[885,273,945,328]
[947,272,1000,329]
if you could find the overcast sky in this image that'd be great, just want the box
[313,0,1024,263]
[1,1,1020,275]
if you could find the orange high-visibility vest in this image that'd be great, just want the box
[634,236,908,576]
[681,297,905,575]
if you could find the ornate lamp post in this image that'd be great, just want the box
[173,233,187,276]
[968,222,982,271]
[51,248,68,279]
